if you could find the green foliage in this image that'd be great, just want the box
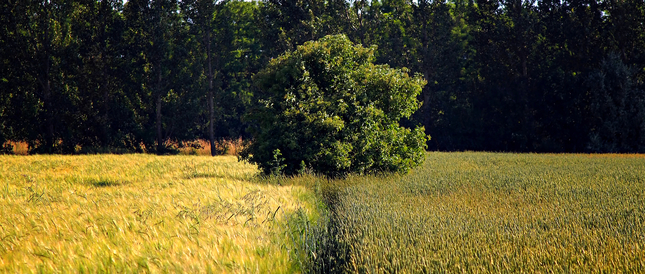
[241,34,428,177]
[587,54,645,152]
[270,148,286,176]
[2,0,645,154]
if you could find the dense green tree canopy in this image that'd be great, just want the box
[1,0,644,154]
[240,35,427,176]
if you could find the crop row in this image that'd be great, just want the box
[288,152,645,273]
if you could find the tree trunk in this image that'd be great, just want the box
[43,70,54,153]
[156,69,163,154]
[207,31,216,156]
[357,0,365,45]
[102,67,110,146]
[42,0,54,153]
[420,5,434,131]
[100,11,111,147]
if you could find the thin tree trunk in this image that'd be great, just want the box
[156,68,163,154]
[44,68,54,152]
[420,4,433,131]
[357,0,365,45]
[102,66,110,146]
[207,31,216,156]
[42,0,54,153]
[100,8,111,147]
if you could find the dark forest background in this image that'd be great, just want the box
[1,0,644,154]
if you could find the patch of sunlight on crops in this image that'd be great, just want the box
[323,152,645,272]
[0,154,311,273]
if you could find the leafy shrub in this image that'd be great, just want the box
[240,35,428,177]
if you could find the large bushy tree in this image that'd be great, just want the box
[240,34,428,177]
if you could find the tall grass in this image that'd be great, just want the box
[0,154,310,273]
[289,152,645,272]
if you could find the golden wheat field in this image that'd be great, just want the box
[0,154,315,273]
[2,152,645,273]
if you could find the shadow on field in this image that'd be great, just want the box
[278,175,353,273]
[88,179,130,187]
[182,173,239,181]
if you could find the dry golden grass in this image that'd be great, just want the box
[176,138,246,156]
[3,141,29,155]
[0,154,312,273]
[2,139,245,156]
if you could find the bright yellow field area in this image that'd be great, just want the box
[0,154,312,273]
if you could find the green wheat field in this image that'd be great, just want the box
[1,152,644,272]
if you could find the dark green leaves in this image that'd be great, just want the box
[240,34,428,177]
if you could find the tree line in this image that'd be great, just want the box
[1,0,644,154]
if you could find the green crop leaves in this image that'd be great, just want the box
[288,152,645,273]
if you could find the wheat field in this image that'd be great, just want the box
[3,152,644,273]
[289,152,645,272]
[0,154,314,273]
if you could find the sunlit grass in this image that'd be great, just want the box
[0,154,310,273]
[291,152,645,272]
[174,138,246,156]
[4,152,644,272]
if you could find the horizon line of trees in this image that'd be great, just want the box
[1,0,644,155]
